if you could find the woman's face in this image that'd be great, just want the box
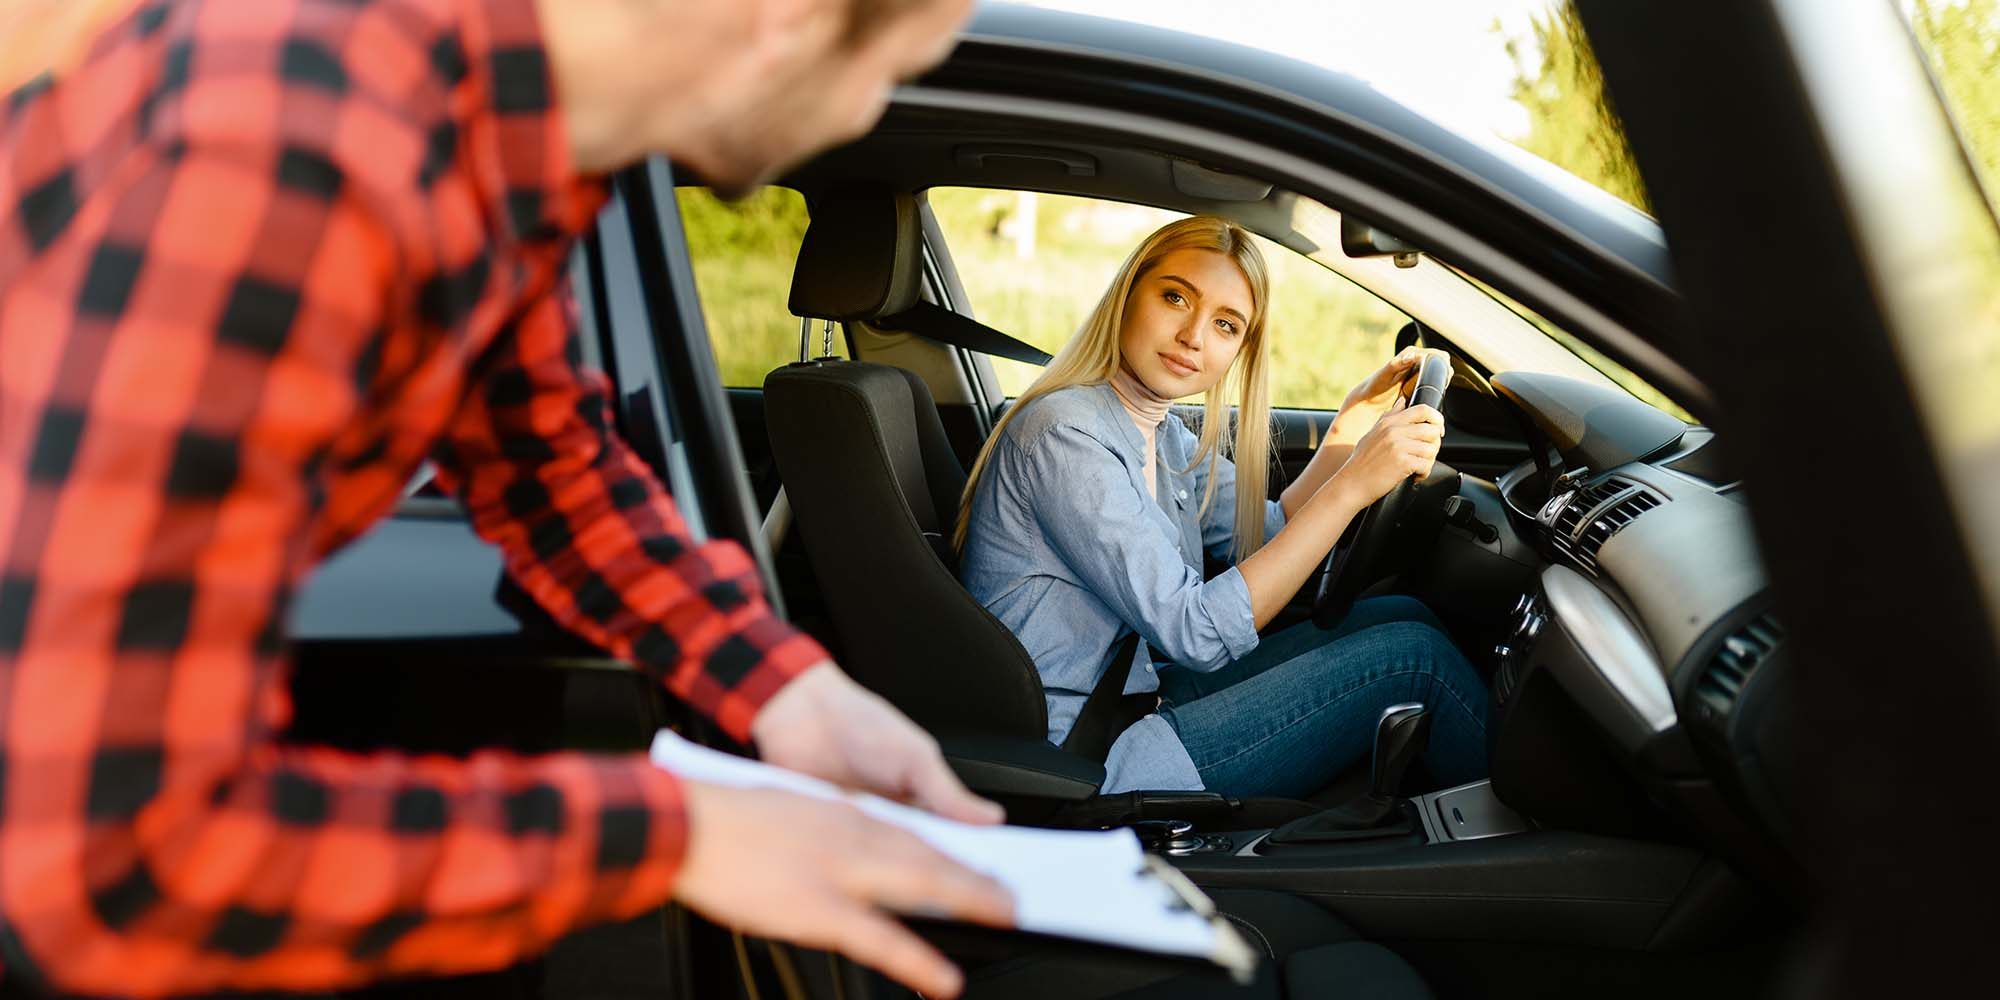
[1118,247,1256,399]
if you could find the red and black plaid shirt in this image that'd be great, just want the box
[0,0,830,993]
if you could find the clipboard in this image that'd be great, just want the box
[648,730,1260,985]
[906,855,1258,986]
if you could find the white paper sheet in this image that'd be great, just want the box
[647,729,1225,962]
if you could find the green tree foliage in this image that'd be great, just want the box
[1910,0,2000,203]
[675,187,820,387]
[1508,0,2000,214]
[1906,0,2000,449]
[1504,3,1648,211]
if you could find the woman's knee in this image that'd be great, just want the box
[1372,621,1481,687]
[1351,595,1446,633]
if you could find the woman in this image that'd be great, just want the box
[956,215,1490,798]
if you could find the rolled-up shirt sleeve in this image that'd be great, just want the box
[1018,424,1259,671]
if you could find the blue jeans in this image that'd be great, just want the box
[1157,596,1491,799]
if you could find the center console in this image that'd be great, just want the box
[1147,776,1743,951]
[1115,642,1754,953]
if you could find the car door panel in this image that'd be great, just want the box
[728,386,782,514]
[1268,405,1528,490]
[1579,1,2000,992]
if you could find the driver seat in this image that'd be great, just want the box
[765,186,1099,813]
[765,186,1313,823]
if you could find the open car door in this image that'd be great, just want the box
[1577,0,2000,993]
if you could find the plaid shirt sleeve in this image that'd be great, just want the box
[430,293,828,744]
[0,0,806,994]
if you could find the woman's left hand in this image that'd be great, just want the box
[1329,346,1426,445]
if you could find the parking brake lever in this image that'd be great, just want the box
[1265,702,1430,845]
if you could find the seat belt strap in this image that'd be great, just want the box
[874,301,1053,367]
[1061,632,1153,765]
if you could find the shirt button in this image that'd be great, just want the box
[1145,663,1155,673]
[1177,488,1189,501]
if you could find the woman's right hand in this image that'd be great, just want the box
[1334,397,1445,505]
[673,779,1016,999]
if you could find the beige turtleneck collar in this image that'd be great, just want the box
[1108,365,1171,430]
[1108,366,1172,500]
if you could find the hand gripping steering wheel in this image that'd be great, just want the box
[1311,351,1461,628]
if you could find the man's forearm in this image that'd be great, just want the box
[433,293,826,740]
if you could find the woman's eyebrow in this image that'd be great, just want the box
[1158,274,1248,324]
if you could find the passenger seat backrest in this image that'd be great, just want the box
[764,360,1047,740]
[897,367,970,567]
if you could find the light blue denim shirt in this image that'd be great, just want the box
[959,383,1287,792]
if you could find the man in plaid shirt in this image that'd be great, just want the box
[0,0,1009,997]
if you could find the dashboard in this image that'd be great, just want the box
[1479,372,1798,891]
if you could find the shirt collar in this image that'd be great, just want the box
[1086,382,1151,457]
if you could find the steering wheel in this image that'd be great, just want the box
[1311,351,1463,628]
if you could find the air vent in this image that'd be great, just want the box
[1575,488,1662,560]
[1695,613,1786,716]
[1550,479,1624,540]
[1547,477,1660,574]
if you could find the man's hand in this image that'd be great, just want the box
[675,780,1015,999]
[1330,345,1428,445]
[751,662,1005,825]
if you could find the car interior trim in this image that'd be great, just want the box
[1540,564,1678,736]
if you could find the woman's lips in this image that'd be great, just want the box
[1158,353,1199,377]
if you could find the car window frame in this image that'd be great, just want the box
[914,178,1649,422]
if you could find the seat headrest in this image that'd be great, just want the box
[787,186,923,322]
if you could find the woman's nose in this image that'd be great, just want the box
[1178,317,1204,350]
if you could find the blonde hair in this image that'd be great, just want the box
[954,215,1274,563]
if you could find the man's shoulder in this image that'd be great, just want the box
[136,0,467,135]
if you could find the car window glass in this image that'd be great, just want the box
[1891,3,2000,607]
[1907,1,2000,215]
[1447,263,1695,423]
[928,188,1409,409]
[676,186,843,388]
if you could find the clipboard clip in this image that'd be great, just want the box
[1141,855,1258,985]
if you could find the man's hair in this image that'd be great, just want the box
[842,0,933,46]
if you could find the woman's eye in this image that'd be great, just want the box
[1164,290,1185,306]
[1217,319,1238,336]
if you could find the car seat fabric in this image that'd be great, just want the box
[764,360,1049,739]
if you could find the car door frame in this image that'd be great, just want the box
[601,157,896,1000]
[910,8,1714,426]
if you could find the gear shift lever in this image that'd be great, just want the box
[1370,702,1432,805]
[1265,702,1432,844]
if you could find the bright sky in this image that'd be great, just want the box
[1001,0,1562,140]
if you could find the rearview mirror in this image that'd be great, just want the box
[1341,215,1422,268]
